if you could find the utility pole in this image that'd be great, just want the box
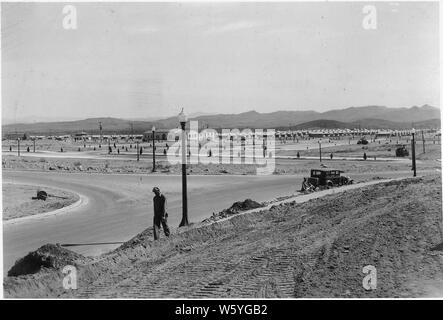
[422,129,425,154]
[319,139,322,162]
[99,121,102,144]
[411,129,416,177]
[17,138,20,157]
[263,137,266,158]
[152,126,156,172]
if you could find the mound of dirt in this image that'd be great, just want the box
[229,199,263,213]
[203,199,264,223]
[8,244,88,277]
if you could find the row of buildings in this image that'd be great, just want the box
[20,127,439,143]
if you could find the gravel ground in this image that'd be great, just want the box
[3,135,440,175]
[4,175,442,298]
[2,183,80,221]
[2,154,439,176]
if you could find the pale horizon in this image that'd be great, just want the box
[2,2,439,124]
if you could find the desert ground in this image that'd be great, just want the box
[2,135,441,175]
[3,183,79,221]
[2,134,442,298]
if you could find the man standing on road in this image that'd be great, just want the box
[152,187,170,240]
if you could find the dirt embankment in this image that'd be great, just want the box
[2,183,80,221]
[4,176,443,298]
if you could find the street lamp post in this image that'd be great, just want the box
[318,139,322,162]
[17,138,20,157]
[411,128,416,177]
[178,109,189,227]
[136,141,140,161]
[33,138,36,153]
[152,126,156,172]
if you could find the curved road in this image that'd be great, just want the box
[3,171,302,271]
[3,169,428,271]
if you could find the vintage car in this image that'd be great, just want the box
[301,169,353,191]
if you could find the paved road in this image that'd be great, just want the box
[3,171,301,271]
[3,169,432,271]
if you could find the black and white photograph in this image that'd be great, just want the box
[0,0,442,305]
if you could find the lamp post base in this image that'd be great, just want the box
[179,218,189,227]
[179,166,189,227]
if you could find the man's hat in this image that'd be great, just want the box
[152,187,160,193]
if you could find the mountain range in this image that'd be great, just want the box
[2,105,440,135]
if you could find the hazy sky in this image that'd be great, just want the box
[1,2,439,123]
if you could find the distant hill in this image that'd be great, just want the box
[289,118,441,130]
[2,105,440,135]
[153,105,440,130]
[2,117,153,136]
[409,118,442,129]
[319,105,440,123]
[350,118,441,130]
[292,120,351,130]
[183,105,440,129]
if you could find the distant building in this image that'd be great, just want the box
[376,130,393,138]
[2,133,24,140]
[74,132,89,138]
[72,132,89,141]
[143,129,169,142]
